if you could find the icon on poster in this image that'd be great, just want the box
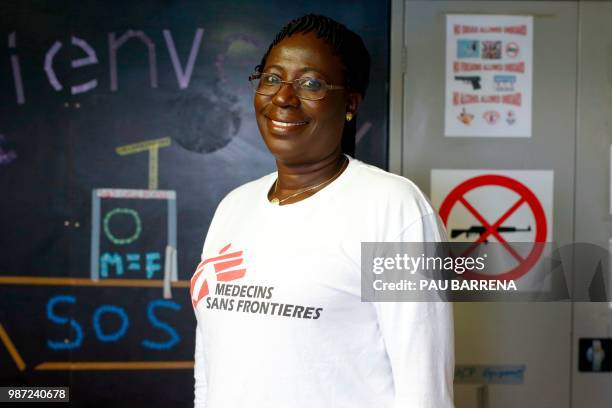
[506,42,520,58]
[457,39,480,58]
[494,75,516,92]
[482,110,500,125]
[457,108,475,125]
[482,40,502,59]
[506,110,516,125]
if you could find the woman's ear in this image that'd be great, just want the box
[346,92,363,115]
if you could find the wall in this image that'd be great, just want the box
[391,0,612,406]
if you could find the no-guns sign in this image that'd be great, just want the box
[431,170,553,281]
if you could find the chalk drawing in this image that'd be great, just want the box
[46,295,84,350]
[126,253,141,271]
[35,361,193,370]
[163,245,178,299]
[215,33,260,84]
[96,188,175,200]
[109,30,158,91]
[92,305,129,342]
[71,36,98,94]
[115,137,171,190]
[40,36,100,95]
[0,276,188,288]
[145,252,162,279]
[90,188,178,299]
[163,28,204,89]
[7,25,215,107]
[100,252,124,277]
[44,41,63,91]
[142,300,181,350]
[149,146,159,190]
[0,323,26,371]
[0,134,17,165]
[103,208,142,245]
[8,32,25,104]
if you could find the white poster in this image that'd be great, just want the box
[431,169,553,284]
[445,15,533,137]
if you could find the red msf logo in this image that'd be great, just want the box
[190,243,246,308]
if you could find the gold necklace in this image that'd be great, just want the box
[270,157,348,205]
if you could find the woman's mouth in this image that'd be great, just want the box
[269,119,309,127]
[266,117,310,134]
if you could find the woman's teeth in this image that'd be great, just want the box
[270,119,307,127]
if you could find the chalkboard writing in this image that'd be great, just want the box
[0,1,390,406]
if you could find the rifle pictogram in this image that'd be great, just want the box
[451,225,531,242]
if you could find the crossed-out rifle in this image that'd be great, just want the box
[451,225,531,243]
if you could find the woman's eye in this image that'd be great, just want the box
[301,78,322,91]
[263,74,281,85]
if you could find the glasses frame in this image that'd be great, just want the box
[248,72,344,101]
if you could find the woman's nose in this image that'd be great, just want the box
[272,83,301,107]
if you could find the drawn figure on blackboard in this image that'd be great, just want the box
[191,14,454,408]
[0,134,17,165]
[587,340,606,371]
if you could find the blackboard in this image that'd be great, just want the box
[0,0,390,406]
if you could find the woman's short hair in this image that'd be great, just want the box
[255,14,371,98]
[255,14,372,156]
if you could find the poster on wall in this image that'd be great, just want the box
[430,169,553,284]
[445,14,533,137]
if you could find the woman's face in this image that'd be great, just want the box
[254,32,355,164]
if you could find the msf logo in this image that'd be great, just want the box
[190,244,246,308]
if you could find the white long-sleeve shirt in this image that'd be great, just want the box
[191,155,454,407]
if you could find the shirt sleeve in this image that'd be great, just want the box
[193,198,229,408]
[194,322,207,408]
[374,212,455,407]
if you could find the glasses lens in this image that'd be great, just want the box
[297,77,326,100]
[251,73,280,95]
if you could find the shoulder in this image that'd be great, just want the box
[347,158,435,216]
[344,158,446,241]
[214,171,275,214]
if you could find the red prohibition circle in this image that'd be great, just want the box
[506,42,520,58]
[438,174,547,281]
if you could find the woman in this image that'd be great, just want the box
[191,14,454,407]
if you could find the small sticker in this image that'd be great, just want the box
[506,42,520,58]
[483,110,501,125]
[494,75,517,92]
[457,108,475,125]
[482,41,502,59]
[579,339,612,372]
[506,110,517,125]
[457,39,480,59]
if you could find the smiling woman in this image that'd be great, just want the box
[191,14,454,408]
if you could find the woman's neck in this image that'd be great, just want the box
[274,150,345,193]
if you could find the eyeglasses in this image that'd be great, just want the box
[248,72,344,101]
